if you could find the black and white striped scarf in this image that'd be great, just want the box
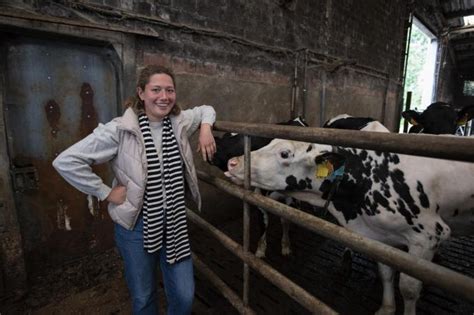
[138,113,191,264]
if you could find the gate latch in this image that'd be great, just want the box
[10,166,39,192]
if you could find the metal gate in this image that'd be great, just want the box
[2,34,120,272]
[190,121,474,314]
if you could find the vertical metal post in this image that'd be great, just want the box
[243,135,251,308]
[290,53,299,119]
[396,9,413,130]
[320,70,327,127]
[403,91,412,133]
[301,49,308,120]
[464,120,472,136]
[380,75,390,125]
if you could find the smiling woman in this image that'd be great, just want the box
[138,73,177,121]
[52,64,217,314]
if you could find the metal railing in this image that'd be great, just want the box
[191,121,474,314]
[214,121,474,162]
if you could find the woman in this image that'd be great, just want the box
[53,65,216,314]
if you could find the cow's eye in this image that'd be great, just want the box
[280,151,289,159]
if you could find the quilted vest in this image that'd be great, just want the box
[107,108,201,230]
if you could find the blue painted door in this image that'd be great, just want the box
[3,35,120,271]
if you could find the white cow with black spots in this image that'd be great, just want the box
[225,133,474,315]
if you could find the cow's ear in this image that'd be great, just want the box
[457,105,474,126]
[314,152,345,169]
[314,152,345,179]
[402,110,422,126]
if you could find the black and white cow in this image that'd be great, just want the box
[211,116,308,257]
[323,114,388,132]
[225,134,474,314]
[212,114,387,258]
[402,102,474,135]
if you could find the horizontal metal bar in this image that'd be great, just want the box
[197,170,474,303]
[213,121,474,162]
[192,253,256,315]
[187,208,338,314]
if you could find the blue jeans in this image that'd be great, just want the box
[114,215,194,315]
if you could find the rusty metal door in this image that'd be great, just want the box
[3,35,120,272]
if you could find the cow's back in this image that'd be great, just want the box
[329,147,474,244]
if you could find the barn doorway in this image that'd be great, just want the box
[400,17,438,132]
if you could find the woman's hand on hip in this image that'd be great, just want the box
[197,123,216,162]
[107,185,127,205]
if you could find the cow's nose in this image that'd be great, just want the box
[227,158,239,171]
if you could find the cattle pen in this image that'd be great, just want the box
[189,121,474,314]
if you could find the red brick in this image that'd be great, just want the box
[143,53,172,67]
[172,57,196,74]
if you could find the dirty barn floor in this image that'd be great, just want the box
[2,206,474,315]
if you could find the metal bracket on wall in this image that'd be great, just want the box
[10,166,39,192]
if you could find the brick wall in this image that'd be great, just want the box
[3,0,409,129]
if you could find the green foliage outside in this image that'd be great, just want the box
[463,81,474,96]
[404,24,430,111]
[399,24,431,132]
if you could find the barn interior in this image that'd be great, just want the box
[1,0,474,314]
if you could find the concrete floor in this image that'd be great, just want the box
[2,208,474,315]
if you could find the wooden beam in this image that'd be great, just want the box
[444,8,474,19]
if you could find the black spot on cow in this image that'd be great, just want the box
[328,147,413,225]
[323,117,375,130]
[418,224,424,230]
[391,169,420,225]
[412,227,421,233]
[416,181,430,208]
[453,209,459,217]
[382,183,391,198]
[306,145,313,152]
[436,205,440,213]
[435,222,444,236]
[389,153,400,164]
[328,148,375,222]
[285,175,310,190]
[372,190,395,214]
[372,155,390,184]
[397,198,415,225]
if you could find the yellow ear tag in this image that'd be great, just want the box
[458,117,467,126]
[316,161,334,178]
[409,119,418,125]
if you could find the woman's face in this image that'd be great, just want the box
[138,73,176,122]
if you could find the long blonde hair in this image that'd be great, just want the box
[124,65,181,116]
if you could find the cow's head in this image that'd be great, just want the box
[210,116,308,171]
[225,139,344,191]
[402,102,474,135]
